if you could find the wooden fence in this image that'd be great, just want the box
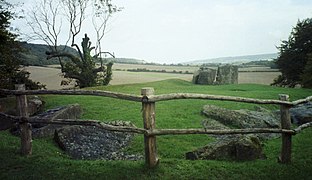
[1,84,312,168]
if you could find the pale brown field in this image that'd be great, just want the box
[24,66,75,90]
[113,63,279,72]
[111,71,193,85]
[112,63,199,72]
[238,72,280,85]
[26,65,280,90]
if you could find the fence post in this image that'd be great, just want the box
[279,94,292,163]
[15,84,32,156]
[141,87,158,168]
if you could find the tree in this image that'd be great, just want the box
[46,33,113,88]
[0,0,45,90]
[272,18,312,88]
[26,0,120,88]
[301,54,312,88]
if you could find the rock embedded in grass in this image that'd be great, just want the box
[202,105,280,129]
[10,104,82,138]
[290,102,312,125]
[54,121,142,160]
[186,135,266,161]
[187,104,282,161]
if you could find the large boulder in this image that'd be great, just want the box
[31,104,82,138]
[27,96,45,116]
[186,135,265,161]
[10,104,82,138]
[216,65,238,84]
[290,102,312,125]
[192,65,238,85]
[54,121,142,160]
[192,68,217,85]
[187,105,280,161]
[0,95,44,116]
[202,105,280,129]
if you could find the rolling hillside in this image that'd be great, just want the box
[19,42,145,66]
[19,42,78,66]
[20,42,278,66]
[183,53,278,65]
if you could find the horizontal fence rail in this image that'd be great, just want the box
[1,89,312,106]
[1,85,312,168]
[0,89,142,102]
[2,113,312,136]
[148,93,312,106]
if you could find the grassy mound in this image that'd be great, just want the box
[1,79,312,179]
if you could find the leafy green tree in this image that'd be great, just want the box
[0,0,44,90]
[273,18,312,88]
[301,54,312,88]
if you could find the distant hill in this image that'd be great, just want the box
[19,42,146,66]
[19,42,78,66]
[183,53,278,65]
[19,42,277,66]
[103,57,147,64]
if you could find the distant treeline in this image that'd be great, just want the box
[117,68,193,74]
[240,60,278,69]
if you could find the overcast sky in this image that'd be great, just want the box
[12,0,312,63]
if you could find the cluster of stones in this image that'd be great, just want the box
[192,65,238,85]
[2,95,312,162]
[186,105,280,161]
[9,103,141,161]
[186,103,312,161]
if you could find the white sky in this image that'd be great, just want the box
[11,0,312,63]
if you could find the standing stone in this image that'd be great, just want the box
[216,65,238,84]
[192,70,200,84]
[192,68,217,85]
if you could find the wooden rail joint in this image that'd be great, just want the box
[19,116,29,124]
[279,94,292,164]
[141,87,158,168]
[141,95,149,103]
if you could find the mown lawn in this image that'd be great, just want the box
[1,79,312,179]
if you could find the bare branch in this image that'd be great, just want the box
[45,51,83,68]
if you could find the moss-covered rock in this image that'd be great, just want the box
[186,135,266,161]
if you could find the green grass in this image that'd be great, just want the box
[1,79,312,179]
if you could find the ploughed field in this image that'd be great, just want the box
[25,64,280,89]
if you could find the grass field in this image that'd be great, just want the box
[1,79,312,179]
[27,65,280,89]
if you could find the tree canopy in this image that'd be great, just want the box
[0,0,44,90]
[273,18,312,88]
